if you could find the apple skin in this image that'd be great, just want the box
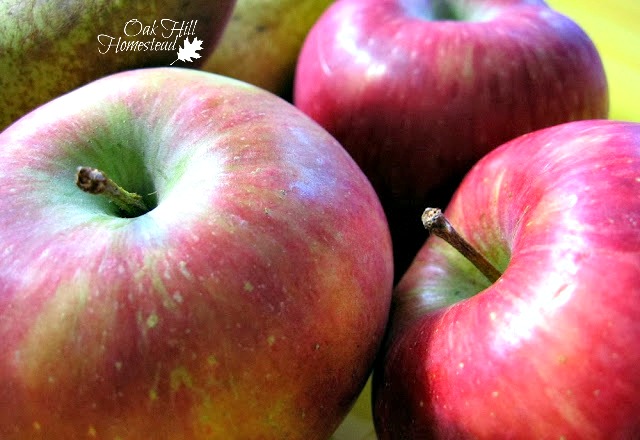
[0,0,237,131]
[372,119,640,439]
[293,0,609,278]
[0,67,393,439]
[201,0,334,100]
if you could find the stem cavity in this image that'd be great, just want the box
[422,207,502,283]
[76,166,148,217]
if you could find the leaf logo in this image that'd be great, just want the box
[170,37,204,65]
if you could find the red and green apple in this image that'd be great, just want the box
[0,67,394,439]
[373,119,640,439]
[293,0,609,276]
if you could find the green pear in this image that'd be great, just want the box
[0,0,236,131]
[201,0,334,99]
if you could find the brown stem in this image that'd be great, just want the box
[422,207,502,283]
[76,166,148,217]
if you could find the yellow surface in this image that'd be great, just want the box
[547,0,640,122]
[332,1,640,438]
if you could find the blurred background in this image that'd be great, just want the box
[332,0,640,438]
[547,0,639,123]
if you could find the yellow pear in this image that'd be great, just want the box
[201,0,334,99]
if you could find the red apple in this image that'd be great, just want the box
[293,0,609,276]
[373,119,640,439]
[0,67,394,439]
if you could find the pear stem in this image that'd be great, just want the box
[422,207,502,283]
[75,166,148,217]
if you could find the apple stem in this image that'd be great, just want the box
[422,207,502,283]
[75,166,148,217]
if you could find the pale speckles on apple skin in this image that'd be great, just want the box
[172,291,184,304]
[146,313,159,329]
[0,66,393,438]
[377,121,640,438]
[178,260,194,281]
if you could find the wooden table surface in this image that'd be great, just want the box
[332,1,640,438]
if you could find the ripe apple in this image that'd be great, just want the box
[0,67,393,439]
[372,119,640,439]
[201,0,334,100]
[293,0,609,277]
[0,0,237,131]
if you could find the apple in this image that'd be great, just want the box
[201,0,334,100]
[372,119,640,439]
[0,0,237,131]
[293,0,609,277]
[0,67,394,439]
